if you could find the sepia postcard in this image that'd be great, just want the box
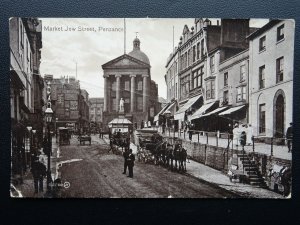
[9,18,294,198]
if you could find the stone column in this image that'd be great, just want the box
[130,75,136,113]
[142,75,148,112]
[103,75,108,112]
[115,74,121,112]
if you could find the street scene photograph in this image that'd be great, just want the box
[9,18,294,198]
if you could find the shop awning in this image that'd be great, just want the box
[218,105,246,116]
[165,102,176,113]
[174,95,202,120]
[190,101,216,120]
[201,106,228,117]
[153,103,171,122]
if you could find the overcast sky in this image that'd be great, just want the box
[40,18,269,99]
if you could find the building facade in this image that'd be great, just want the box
[248,20,294,139]
[162,19,252,131]
[102,38,159,129]
[89,97,104,131]
[44,75,90,134]
[10,17,43,181]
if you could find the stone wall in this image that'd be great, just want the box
[163,136,292,187]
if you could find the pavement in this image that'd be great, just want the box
[13,137,59,198]
[127,138,285,198]
[146,127,291,160]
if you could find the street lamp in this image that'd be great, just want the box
[45,107,53,192]
[26,126,32,169]
[45,81,53,193]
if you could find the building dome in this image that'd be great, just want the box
[128,37,150,65]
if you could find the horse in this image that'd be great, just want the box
[173,144,182,171]
[179,148,188,172]
[166,145,174,170]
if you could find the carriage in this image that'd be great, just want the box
[108,118,132,154]
[58,127,71,146]
[137,131,188,172]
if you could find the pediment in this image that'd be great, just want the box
[102,54,149,69]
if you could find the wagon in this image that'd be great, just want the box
[58,127,71,146]
[78,135,91,145]
[108,117,132,153]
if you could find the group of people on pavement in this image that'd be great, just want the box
[230,123,253,147]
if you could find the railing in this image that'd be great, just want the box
[160,127,291,157]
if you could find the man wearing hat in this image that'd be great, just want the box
[286,122,293,152]
[126,149,135,178]
[31,156,47,194]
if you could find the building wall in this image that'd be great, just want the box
[10,18,34,117]
[45,75,90,133]
[89,98,104,124]
[219,50,249,108]
[249,20,294,137]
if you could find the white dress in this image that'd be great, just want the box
[246,126,253,145]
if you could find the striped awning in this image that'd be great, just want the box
[201,106,228,117]
[190,101,216,120]
[174,95,202,120]
[219,105,246,116]
[153,103,171,122]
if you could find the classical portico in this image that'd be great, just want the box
[101,37,158,128]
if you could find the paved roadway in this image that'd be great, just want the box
[57,135,238,198]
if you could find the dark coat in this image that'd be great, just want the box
[286,126,293,139]
[127,153,135,167]
[31,161,46,179]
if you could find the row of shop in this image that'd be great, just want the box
[154,95,247,133]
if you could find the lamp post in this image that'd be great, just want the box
[26,126,32,169]
[45,81,53,192]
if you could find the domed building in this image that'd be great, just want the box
[101,37,159,129]
[128,38,151,65]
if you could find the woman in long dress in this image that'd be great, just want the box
[233,123,239,147]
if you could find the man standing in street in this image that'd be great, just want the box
[122,148,129,175]
[127,149,135,178]
[286,122,293,152]
[31,156,46,194]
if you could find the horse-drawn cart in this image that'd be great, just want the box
[58,127,71,146]
[108,118,132,154]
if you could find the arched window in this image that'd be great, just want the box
[274,90,285,138]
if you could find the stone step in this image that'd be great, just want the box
[250,181,262,186]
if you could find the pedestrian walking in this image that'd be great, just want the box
[127,149,135,178]
[99,128,103,138]
[31,157,46,194]
[227,123,233,149]
[122,149,129,175]
[162,122,166,134]
[286,122,293,152]
[188,123,194,141]
[141,120,144,129]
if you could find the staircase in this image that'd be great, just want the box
[237,153,267,188]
